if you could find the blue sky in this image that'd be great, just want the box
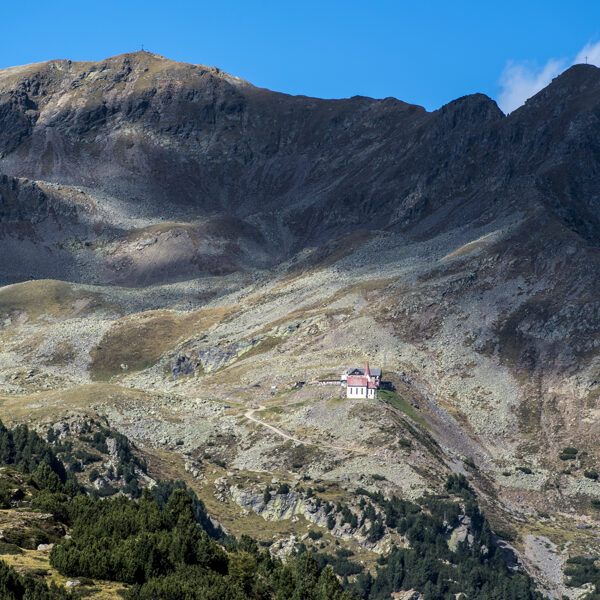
[1,0,599,112]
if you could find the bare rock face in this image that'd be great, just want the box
[0,54,599,281]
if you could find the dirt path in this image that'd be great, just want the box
[244,405,307,444]
[244,404,370,455]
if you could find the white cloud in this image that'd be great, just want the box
[496,40,600,115]
[497,58,565,114]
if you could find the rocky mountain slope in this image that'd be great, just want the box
[1,52,600,597]
[2,53,600,280]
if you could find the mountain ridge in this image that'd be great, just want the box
[5,52,597,278]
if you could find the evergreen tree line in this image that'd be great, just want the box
[0,419,551,599]
[0,420,67,484]
[0,418,350,599]
[49,491,352,600]
[0,561,72,600]
[564,556,600,600]
[349,475,546,600]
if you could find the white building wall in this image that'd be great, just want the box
[347,386,378,399]
[347,386,367,398]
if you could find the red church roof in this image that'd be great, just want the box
[347,375,368,387]
[346,375,377,390]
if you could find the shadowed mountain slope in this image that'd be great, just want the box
[1,54,600,284]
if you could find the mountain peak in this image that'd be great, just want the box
[100,49,172,64]
[517,62,600,114]
[545,63,600,95]
[435,93,504,127]
[556,62,600,80]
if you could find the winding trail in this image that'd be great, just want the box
[244,404,306,444]
[243,404,370,455]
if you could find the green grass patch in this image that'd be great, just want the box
[0,279,114,321]
[325,396,349,407]
[378,390,429,429]
[0,541,23,555]
[239,336,283,361]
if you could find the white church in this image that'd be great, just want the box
[341,363,381,399]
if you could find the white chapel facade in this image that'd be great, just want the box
[341,363,381,399]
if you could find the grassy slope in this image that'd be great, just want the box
[89,306,233,381]
[378,390,430,429]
